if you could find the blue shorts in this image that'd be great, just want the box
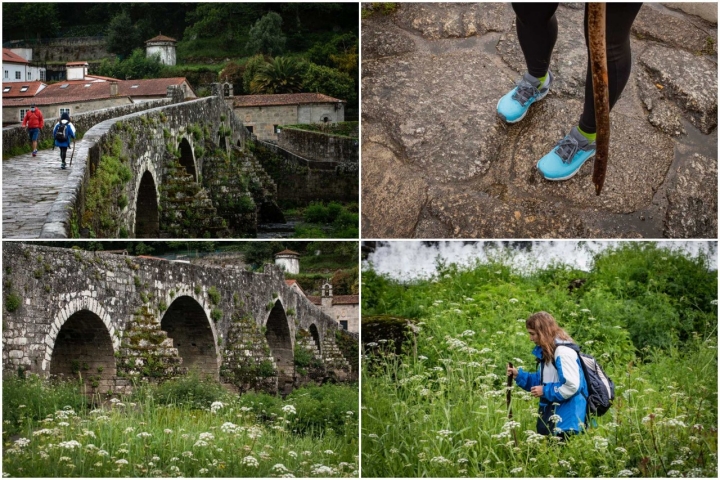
[28,128,40,141]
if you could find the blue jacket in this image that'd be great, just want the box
[52,119,76,148]
[515,340,588,434]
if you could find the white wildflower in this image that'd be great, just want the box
[242,456,259,467]
[282,405,297,415]
[210,401,224,413]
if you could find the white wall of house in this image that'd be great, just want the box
[146,44,176,66]
[298,103,344,124]
[66,65,88,81]
[3,63,45,82]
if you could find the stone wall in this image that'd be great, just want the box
[2,98,172,156]
[278,127,359,163]
[253,139,359,206]
[8,36,112,63]
[297,103,344,125]
[2,244,353,394]
[234,104,298,141]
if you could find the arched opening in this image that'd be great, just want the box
[309,324,322,357]
[266,300,294,395]
[178,138,197,181]
[161,296,218,379]
[50,309,116,393]
[135,170,159,238]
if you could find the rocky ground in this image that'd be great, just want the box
[361,3,717,238]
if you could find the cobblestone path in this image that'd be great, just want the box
[3,148,71,238]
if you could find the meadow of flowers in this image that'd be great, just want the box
[3,374,358,477]
[362,243,718,477]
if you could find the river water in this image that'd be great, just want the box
[364,241,717,281]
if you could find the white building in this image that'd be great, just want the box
[66,61,89,81]
[145,34,177,66]
[274,249,300,274]
[2,48,45,83]
[309,282,359,333]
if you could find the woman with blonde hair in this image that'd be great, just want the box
[507,311,587,437]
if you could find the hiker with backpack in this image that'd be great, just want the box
[21,103,44,157]
[52,112,76,170]
[507,311,590,438]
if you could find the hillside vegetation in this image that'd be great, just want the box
[362,244,717,477]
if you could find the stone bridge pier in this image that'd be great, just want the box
[2,244,355,396]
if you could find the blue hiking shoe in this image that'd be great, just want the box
[497,71,553,123]
[537,126,596,181]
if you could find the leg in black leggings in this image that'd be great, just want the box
[579,3,642,133]
[512,3,559,79]
[512,3,643,133]
[59,147,67,164]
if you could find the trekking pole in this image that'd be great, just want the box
[588,3,610,195]
[507,362,519,446]
[69,139,76,167]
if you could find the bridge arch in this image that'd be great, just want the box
[46,299,118,392]
[160,295,219,379]
[134,170,159,237]
[309,323,322,357]
[178,137,197,181]
[265,299,294,394]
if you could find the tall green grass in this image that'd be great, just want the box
[3,376,358,477]
[362,244,718,477]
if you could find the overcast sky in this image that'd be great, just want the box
[364,241,718,281]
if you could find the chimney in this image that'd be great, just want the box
[110,82,118,97]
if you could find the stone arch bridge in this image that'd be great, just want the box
[2,244,355,396]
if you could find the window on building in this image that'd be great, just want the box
[19,109,28,122]
[20,86,28,92]
[40,70,45,81]
[3,87,10,93]
[60,84,69,89]
[27,71,31,80]
[4,70,8,79]
[15,71,21,79]
[60,108,71,116]
[340,321,348,331]
[246,126,254,134]
[274,125,281,134]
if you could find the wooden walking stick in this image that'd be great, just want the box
[69,138,76,167]
[507,362,519,446]
[588,3,610,195]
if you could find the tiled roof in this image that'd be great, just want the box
[2,77,190,106]
[232,93,344,108]
[2,82,46,98]
[117,77,189,97]
[85,74,121,82]
[304,295,359,306]
[146,34,177,43]
[332,295,359,305]
[2,48,28,64]
[275,249,300,257]
[66,61,88,66]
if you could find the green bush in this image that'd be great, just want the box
[207,286,221,305]
[288,384,358,436]
[5,292,21,312]
[142,371,230,409]
[3,374,88,440]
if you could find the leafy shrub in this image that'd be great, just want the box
[207,286,221,305]
[143,371,229,409]
[5,292,21,312]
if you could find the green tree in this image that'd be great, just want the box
[242,55,268,94]
[106,10,141,58]
[302,63,356,103]
[2,3,60,40]
[250,56,304,94]
[97,49,162,80]
[245,12,286,56]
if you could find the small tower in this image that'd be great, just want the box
[321,281,333,309]
[274,249,300,274]
[145,34,177,66]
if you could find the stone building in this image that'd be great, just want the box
[231,92,345,142]
[145,34,177,66]
[2,48,45,82]
[275,249,300,274]
[308,282,359,333]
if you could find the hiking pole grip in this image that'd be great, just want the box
[589,3,610,195]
